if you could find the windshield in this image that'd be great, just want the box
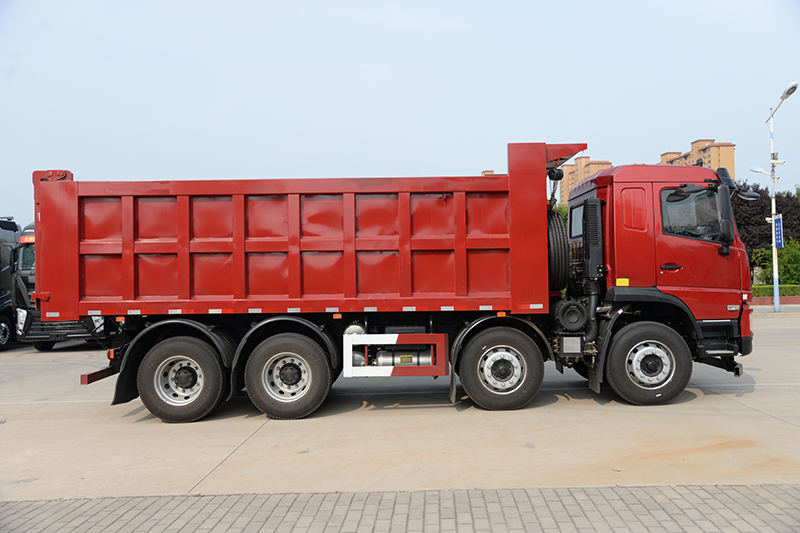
[660,188,723,242]
[18,243,35,270]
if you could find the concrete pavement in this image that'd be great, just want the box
[1,312,799,531]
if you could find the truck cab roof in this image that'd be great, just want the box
[569,164,721,202]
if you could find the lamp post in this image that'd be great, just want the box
[750,81,798,313]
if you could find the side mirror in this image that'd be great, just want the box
[720,219,734,245]
[735,189,761,201]
[718,167,761,201]
[718,184,734,255]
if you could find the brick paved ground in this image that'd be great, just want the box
[1,484,799,533]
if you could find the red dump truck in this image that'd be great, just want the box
[32,142,754,422]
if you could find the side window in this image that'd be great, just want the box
[660,187,722,242]
[569,204,584,238]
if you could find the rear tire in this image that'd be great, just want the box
[137,336,224,423]
[245,333,332,419]
[605,322,692,405]
[460,327,544,410]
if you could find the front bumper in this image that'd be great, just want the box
[16,308,106,342]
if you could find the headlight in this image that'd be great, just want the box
[91,316,104,333]
[16,308,28,336]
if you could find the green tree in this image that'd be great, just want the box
[554,203,568,226]
[732,180,800,268]
[752,237,800,285]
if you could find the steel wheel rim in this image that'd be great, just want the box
[154,355,205,407]
[477,345,526,395]
[262,352,312,403]
[0,322,9,346]
[625,340,675,389]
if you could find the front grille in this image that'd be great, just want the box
[22,320,93,341]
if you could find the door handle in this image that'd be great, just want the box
[660,264,682,271]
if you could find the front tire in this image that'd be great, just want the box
[33,341,56,352]
[137,336,224,423]
[245,333,332,419]
[605,322,692,405]
[460,327,544,410]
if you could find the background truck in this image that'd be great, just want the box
[31,143,755,422]
[13,223,113,351]
[0,217,21,351]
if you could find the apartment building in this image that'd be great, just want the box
[557,156,613,206]
[660,139,736,178]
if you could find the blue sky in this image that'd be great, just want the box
[1,0,799,227]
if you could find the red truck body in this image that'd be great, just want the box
[31,142,753,423]
[34,143,582,320]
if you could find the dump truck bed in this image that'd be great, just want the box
[33,143,585,320]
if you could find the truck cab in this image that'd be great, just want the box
[565,165,753,403]
[0,217,21,351]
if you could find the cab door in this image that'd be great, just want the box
[653,183,741,320]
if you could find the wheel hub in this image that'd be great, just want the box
[641,354,663,376]
[279,363,302,386]
[174,366,198,389]
[491,360,514,381]
[154,356,205,406]
[479,346,525,393]
[263,353,311,403]
[626,341,674,389]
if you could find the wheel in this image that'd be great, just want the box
[33,341,56,352]
[0,315,12,351]
[137,336,224,423]
[459,327,544,410]
[245,333,332,419]
[605,322,692,405]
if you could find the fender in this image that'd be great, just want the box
[228,315,339,401]
[589,304,630,393]
[604,287,701,338]
[111,319,235,405]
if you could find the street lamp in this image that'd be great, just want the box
[750,81,798,313]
